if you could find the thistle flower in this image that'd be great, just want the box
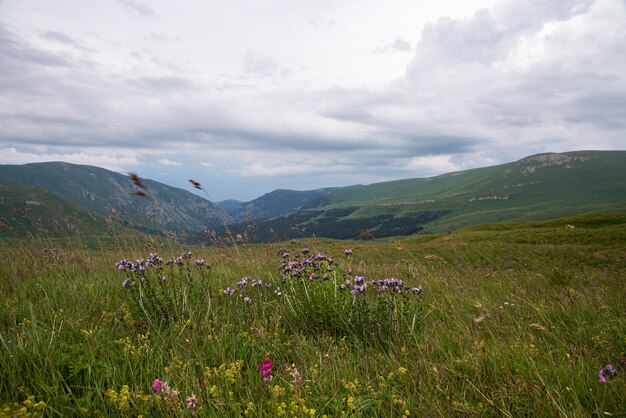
[243,297,251,304]
[260,358,273,382]
[344,249,353,255]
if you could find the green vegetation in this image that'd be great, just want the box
[0,179,106,237]
[1,213,624,416]
[220,151,626,240]
[0,162,230,235]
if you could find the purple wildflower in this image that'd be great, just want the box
[302,248,310,254]
[599,364,617,383]
[243,297,251,304]
[344,249,353,255]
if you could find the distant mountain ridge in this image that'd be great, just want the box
[1,151,624,241]
[0,162,231,235]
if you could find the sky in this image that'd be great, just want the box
[0,0,624,201]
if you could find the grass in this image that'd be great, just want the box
[0,213,625,417]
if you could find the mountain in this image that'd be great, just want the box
[223,189,328,223]
[0,162,232,235]
[216,199,244,213]
[0,178,107,237]
[219,151,626,240]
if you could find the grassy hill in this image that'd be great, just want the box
[1,213,623,416]
[0,162,231,236]
[0,178,107,237]
[219,151,626,241]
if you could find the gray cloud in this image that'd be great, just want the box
[116,0,155,16]
[242,50,292,79]
[372,37,412,54]
[0,0,624,200]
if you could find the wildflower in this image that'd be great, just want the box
[223,287,236,296]
[290,364,302,386]
[598,364,617,383]
[185,394,199,415]
[344,249,353,255]
[151,378,164,394]
[243,297,251,304]
[302,248,310,254]
[260,358,273,382]
[122,279,132,288]
[194,259,205,266]
[411,285,423,295]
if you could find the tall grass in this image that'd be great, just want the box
[0,214,624,416]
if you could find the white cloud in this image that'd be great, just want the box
[0,148,139,172]
[406,155,458,175]
[158,158,182,166]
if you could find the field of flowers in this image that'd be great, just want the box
[0,214,624,416]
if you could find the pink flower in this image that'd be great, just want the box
[260,358,273,382]
[151,378,163,393]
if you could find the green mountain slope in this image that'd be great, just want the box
[0,162,232,235]
[220,151,626,240]
[0,179,106,237]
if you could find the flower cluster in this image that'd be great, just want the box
[371,277,404,293]
[350,276,368,294]
[223,276,274,304]
[339,276,423,296]
[279,248,334,282]
[115,251,211,287]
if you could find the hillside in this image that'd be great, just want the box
[0,178,106,237]
[219,151,626,241]
[0,162,232,236]
[222,189,328,223]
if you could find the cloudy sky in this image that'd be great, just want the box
[0,0,624,201]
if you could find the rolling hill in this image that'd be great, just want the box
[0,162,232,236]
[217,151,626,241]
[0,178,107,237]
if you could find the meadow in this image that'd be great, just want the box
[0,214,624,417]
